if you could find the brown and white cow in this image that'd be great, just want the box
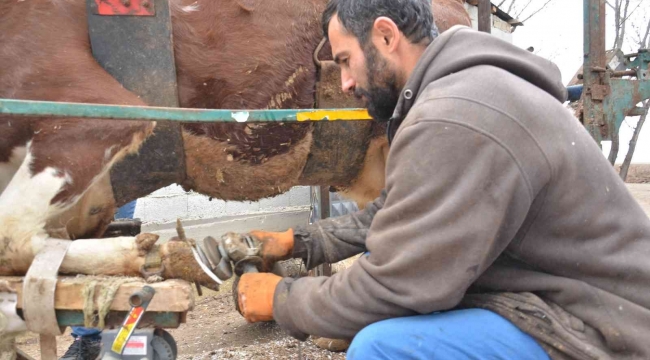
[0,0,470,285]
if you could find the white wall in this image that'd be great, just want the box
[132,184,313,238]
[133,184,311,224]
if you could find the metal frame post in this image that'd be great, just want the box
[582,0,608,142]
[316,187,332,276]
[309,186,332,277]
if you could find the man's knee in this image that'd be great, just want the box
[345,310,550,360]
[347,320,392,359]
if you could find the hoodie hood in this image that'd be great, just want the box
[388,25,567,143]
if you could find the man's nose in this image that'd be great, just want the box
[341,71,356,93]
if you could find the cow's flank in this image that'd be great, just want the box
[0,0,471,259]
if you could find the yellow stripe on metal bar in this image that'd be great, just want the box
[296,109,371,121]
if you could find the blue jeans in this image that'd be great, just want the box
[347,308,549,360]
[71,326,102,340]
[71,200,138,339]
[114,200,137,219]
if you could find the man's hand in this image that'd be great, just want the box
[233,273,282,322]
[249,229,295,262]
[203,229,295,277]
[235,229,294,271]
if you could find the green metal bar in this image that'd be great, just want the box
[607,79,650,133]
[0,98,371,122]
[55,310,182,328]
[627,50,650,71]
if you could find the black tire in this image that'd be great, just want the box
[152,329,177,360]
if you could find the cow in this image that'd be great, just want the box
[0,0,471,285]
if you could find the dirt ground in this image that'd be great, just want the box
[13,171,650,359]
[15,264,350,360]
[166,283,347,360]
[615,164,650,184]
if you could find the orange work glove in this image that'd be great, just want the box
[249,228,295,261]
[236,272,282,323]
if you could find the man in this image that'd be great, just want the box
[228,0,650,358]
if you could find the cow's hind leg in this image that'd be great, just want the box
[0,146,26,194]
[0,140,218,289]
[0,144,73,273]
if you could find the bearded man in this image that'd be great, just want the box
[221,0,650,358]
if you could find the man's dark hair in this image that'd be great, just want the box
[321,0,439,46]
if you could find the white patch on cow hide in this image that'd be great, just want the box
[0,146,27,193]
[0,149,71,252]
[182,1,200,12]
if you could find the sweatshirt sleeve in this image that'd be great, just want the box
[273,119,535,341]
[290,191,386,270]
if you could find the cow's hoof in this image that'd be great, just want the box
[311,337,350,352]
[159,240,220,291]
[135,232,160,256]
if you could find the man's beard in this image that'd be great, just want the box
[354,43,401,122]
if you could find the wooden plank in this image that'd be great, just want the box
[478,0,492,33]
[3,277,193,312]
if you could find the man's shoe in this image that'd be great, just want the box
[60,337,101,360]
[311,336,351,352]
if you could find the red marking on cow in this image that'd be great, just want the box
[94,0,155,16]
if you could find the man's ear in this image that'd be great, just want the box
[372,17,400,53]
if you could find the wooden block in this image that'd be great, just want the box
[3,276,194,312]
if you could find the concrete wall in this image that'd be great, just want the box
[132,184,314,239]
[132,184,364,240]
[133,184,311,224]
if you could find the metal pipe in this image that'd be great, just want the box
[128,286,155,307]
[629,107,649,117]
[611,70,638,78]
[0,99,371,123]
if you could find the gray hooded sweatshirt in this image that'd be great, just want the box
[273,25,650,360]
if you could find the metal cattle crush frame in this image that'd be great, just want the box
[0,0,648,359]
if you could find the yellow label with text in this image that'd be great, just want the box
[111,307,144,354]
